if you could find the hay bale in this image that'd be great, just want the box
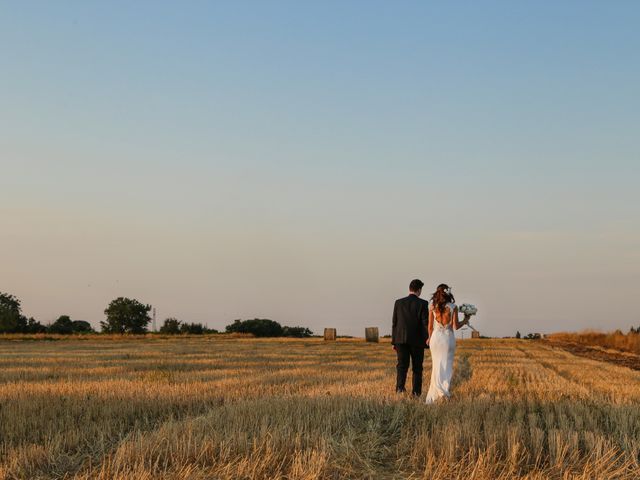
[324,328,337,341]
[365,327,379,343]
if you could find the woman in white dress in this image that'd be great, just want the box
[425,284,470,404]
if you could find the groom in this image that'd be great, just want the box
[392,279,429,396]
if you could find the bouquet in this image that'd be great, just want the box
[458,304,478,330]
[459,304,478,316]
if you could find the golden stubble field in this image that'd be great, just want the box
[0,336,639,479]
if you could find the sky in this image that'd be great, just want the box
[1,1,639,337]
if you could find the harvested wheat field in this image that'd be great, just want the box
[0,336,639,480]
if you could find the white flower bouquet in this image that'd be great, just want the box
[459,304,478,316]
[459,304,478,330]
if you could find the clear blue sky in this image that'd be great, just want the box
[1,1,639,336]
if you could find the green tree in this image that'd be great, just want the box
[159,317,182,334]
[49,317,93,334]
[71,320,94,333]
[515,331,521,339]
[19,317,46,334]
[225,318,283,337]
[180,322,206,334]
[0,292,22,333]
[49,315,74,334]
[282,326,313,338]
[101,297,151,334]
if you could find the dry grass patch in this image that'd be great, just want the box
[548,330,640,355]
[0,337,639,479]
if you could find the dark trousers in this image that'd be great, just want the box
[395,343,425,395]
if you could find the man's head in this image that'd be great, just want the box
[409,279,424,296]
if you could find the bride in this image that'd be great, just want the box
[425,284,470,404]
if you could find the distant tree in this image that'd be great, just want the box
[225,319,243,333]
[71,320,94,333]
[48,316,93,334]
[0,292,22,333]
[0,293,45,333]
[159,318,217,335]
[630,326,640,334]
[225,318,283,337]
[101,297,151,334]
[159,317,182,334]
[21,317,47,333]
[515,331,521,339]
[180,322,205,335]
[49,315,74,334]
[282,326,313,338]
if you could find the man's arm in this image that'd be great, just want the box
[427,306,434,342]
[391,300,398,345]
[422,301,430,344]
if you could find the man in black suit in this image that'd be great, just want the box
[392,279,429,396]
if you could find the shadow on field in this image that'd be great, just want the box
[545,339,640,371]
[451,352,472,389]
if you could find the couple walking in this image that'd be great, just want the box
[391,279,470,403]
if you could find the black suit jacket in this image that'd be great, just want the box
[392,294,429,347]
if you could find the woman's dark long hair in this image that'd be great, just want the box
[431,284,455,315]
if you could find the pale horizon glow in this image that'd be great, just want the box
[1,2,639,337]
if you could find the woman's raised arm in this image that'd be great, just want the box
[452,306,469,330]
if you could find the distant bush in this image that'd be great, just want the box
[48,315,74,334]
[180,322,209,335]
[159,318,181,334]
[23,317,48,333]
[72,320,94,333]
[282,326,313,338]
[159,317,218,335]
[225,319,313,338]
[48,316,95,334]
[226,319,283,337]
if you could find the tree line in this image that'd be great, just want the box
[0,291,313,337]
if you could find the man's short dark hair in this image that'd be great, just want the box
[409,279,424,292]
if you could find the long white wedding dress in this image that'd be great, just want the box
[425,302,457,404]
